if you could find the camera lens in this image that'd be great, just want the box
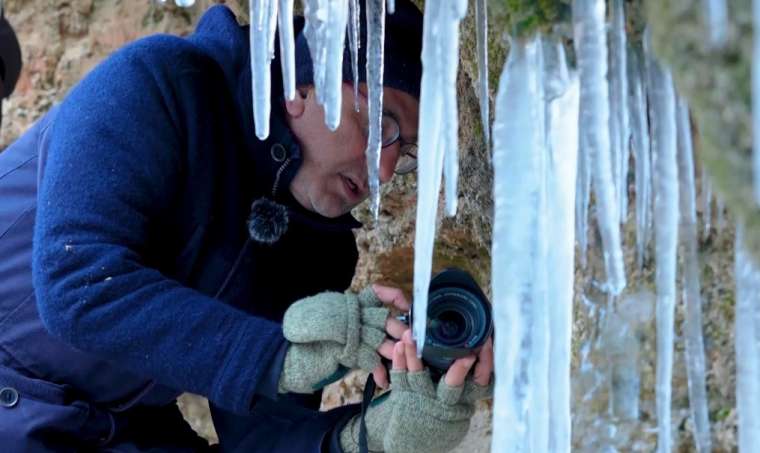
[406,268,492,373]
[431,309,469,344]
[427,289,485,349]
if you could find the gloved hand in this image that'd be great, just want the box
[340,332,494,453]
[278,287,406,394]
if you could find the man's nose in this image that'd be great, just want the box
[378,146,399,184]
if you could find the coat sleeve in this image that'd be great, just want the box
[32,36,285,415]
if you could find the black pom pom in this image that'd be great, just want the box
[247,198,289,244]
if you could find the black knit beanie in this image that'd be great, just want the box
[294,0,423,100]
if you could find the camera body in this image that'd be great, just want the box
[399,268,492,373]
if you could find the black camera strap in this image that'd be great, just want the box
[358,373,377,453]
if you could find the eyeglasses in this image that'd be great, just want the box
[380,113,418,175]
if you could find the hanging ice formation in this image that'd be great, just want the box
[490,32,578,453]
[676,98,712,453]
[491,35,547,453]
[629,46,652,269]
[646,38,679,453]
[248,0,353,139]
[544,39,580,453]
[348,0,361,110]
[475,0,490,151]
[702,172,713,237]
[574,0,626,295]
[387,0,395,15]
[174,0,195,7]
[703,0,728,48]
[609,0,630,225]
[302,0,349,130]
[412,0,467,353]
[278,0,296,101]
[735,225,760,452]
[364,0,386,219]
[250,0,279,140]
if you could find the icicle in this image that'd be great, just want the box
[175,0,195,7]
[250,0,279,140]
[609,0,630,224]
[278,0,296,101]
[544,38,580,453]
[735,225,760,452]
[702,172,713,237]
[412,0,467,353]
[364,0,385,219]
[475,0,490,151]
[576,130,591,268]
[605,295,642,421]
[574,0,626,295]
[629,46,652,270]
[490,35,546,453]
[676,98,712,453]
[647,43,679,453]
[387,0,395,14]
[322,1,349,129]
[703,0,728,48]
[348,0,361,111]
[443,1,468,217]
[303,0,329,103]
[754,0,760,205]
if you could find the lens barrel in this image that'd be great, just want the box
[419,268,492,372]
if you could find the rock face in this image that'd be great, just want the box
[1,0,743,451]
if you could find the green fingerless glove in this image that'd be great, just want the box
[382,369,474,453]
[339,371,491,453]
[339,392,394,453]
[278,288,389,394]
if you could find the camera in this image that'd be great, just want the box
[398,268,492,373]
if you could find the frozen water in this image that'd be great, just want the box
[250,0,278,140]
[574,0,626,295]
[364,0,385,219]
[576,128,591,268]
[302,0,329,104]
[412,0,467,353]
[387,0,395,15]
[676,98,712,453]
[702,172,713,237]
[490,35,545,453]
[278,0,296,101]
[442,1,468,217]
[735,225,760,452]
[609,0,630,225]
[175,0,195,7]
[703,0,728,48]
[348,0,360,110]
[544,38,579,453]
[323,0,349,130]
[604,298,641,421]
[475,0,490,151]
[647,44,679,453]
[628,46,652,270]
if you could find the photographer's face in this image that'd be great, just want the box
[284,83,419,218]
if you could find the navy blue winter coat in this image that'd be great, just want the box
[0,5,361,451]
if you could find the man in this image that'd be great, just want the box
[0,1,492,452]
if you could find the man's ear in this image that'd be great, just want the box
[284,87,309,119]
